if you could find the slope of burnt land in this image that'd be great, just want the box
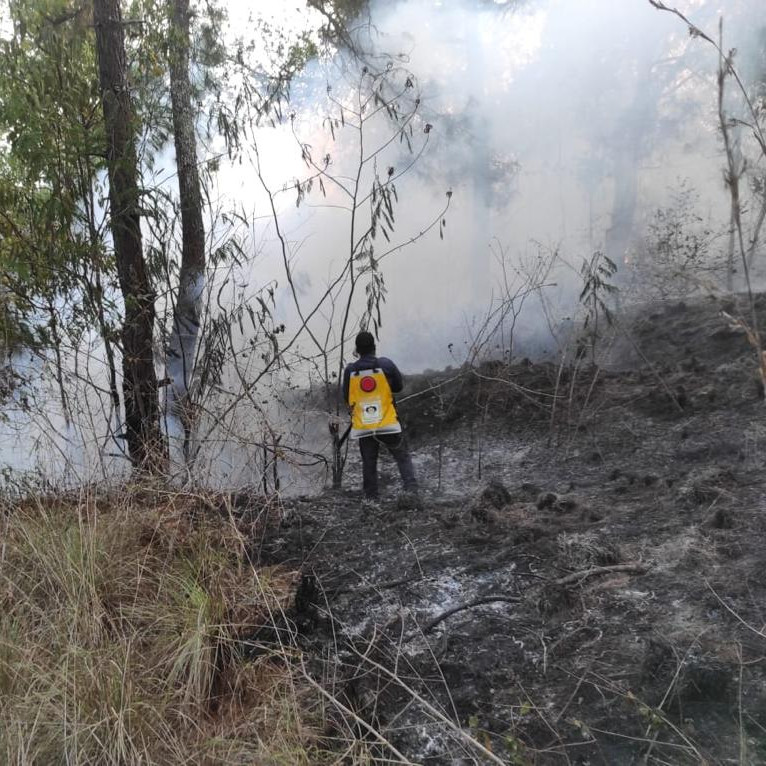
[260,295,766,765]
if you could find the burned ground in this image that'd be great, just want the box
[258,294,766,765]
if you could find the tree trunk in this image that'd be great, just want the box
[329,422,342,489]
[94,0,164,471]
[167,0,205,457]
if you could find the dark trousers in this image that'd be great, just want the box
[358,432,417,499]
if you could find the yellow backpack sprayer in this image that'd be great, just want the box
[347,367,402,440]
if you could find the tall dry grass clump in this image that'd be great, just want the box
[0,487,331,765]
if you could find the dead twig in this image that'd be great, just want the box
[554,668,588,724]
[469,367,555,411]
[641,629,707,765]
[420,595,522,635]
[299,659,417,765]
[336,572,424,596]
[705,578,766,640]
[399,529,425,578]
[344,641,510,766]
[585,670,708,762]
[396,373,466,404]
[555,562,649,587]
[613,317,684,413]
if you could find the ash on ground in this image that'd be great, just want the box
[260,295,766,765]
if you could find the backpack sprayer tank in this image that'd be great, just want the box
[347,368,402,439]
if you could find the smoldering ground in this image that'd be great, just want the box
[258,291,766,764]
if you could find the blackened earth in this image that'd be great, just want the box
[259,294,766,765]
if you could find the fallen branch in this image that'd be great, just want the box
[333,572,424,596]
[555,562,649,587]
[421,595,522,635]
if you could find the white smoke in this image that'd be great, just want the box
[3,0,765,486]
[222,0,764,372]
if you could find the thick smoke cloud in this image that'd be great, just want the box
[236,0,763,371]
[3,0,764,486]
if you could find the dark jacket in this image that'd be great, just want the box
[342,354,403,403]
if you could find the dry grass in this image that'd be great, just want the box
[0,485,337,765]
[556,531,621,569]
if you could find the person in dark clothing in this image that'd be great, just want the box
[343,331,418,503]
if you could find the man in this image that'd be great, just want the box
[342,331,419,506]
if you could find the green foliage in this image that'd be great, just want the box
[0,0,113,347]
[0,1,102,184]
[0,0,375,353]
[308,0,369,47]
[126,0,226,156]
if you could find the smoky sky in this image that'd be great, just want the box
[223,0,765,372]
[4,0,764,484]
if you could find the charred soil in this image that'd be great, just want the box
[258,294,766,765]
